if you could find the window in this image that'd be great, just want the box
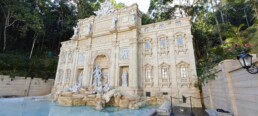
[145,41,151,50]
[177,36,183,46]
[146,92,151,97]
[160,39,166,48]
[163,92,168,95]
[145,68,151,79]
[180,67,187,78]
[161,68,168,79]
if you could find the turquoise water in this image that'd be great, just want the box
[0,98,157,116]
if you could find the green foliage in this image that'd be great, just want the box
[191,0,257,84]
[0,52,57,79]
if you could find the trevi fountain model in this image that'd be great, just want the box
[51,0,202,115]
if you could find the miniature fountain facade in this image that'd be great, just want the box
[52,0,202,108]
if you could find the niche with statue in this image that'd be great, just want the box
[119,66,129,87]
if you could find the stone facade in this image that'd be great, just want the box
[53,1,201,107]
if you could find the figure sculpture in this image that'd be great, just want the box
[121,70,128,87]
[103,83,110,92]
[92,65,102,88]
[67,71,83,93]
[71,26,79,39]
[77,71,83,87]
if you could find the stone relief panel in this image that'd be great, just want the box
[77,52,85,66]
[143,64,153,87]
[176,61,190,87]
[158,35,169,55]
[143,37,152,56]
[174,32,187,54]
[159,62,170,87]
[120,48,129,60]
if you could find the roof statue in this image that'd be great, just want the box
[94,0,115,17]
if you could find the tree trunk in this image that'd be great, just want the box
[3,25,7,51]
[29,33,38,59]
[252,0,258,19]
[211,1,223,44]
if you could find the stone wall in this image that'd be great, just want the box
[0,75,54,97]
[202,58,258,116]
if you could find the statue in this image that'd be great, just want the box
[71,26,79,39]
[103,83,110,93]
[97,84,103,95]
[121,70,128,87]
[67,71,83,93]
[92,65,102,88]
[94,0,115,17]
[111,17,118,28]
[77,71,83,87]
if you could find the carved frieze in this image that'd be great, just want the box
[77,52,85,66]
[120,48,129,60]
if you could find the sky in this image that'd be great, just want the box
[114,0,150,13]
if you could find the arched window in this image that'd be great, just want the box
[180,67,187,78]
[177,61,190,83]
[159,63,170,87]
[160,38,167,48]
[143,37,152,56]
[145,41,151,50]
[161,67,168,79]
[144,64,153,87]
[174,33,187,54]
[158,35,169,55]
[177,36,183,46]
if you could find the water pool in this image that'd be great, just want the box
[0,98,157,116]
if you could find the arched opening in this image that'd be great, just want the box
[93,55,109,85]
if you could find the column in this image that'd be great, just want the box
[129,37,138,88]
[110,35,118,87]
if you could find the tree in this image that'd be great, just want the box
[0,0,27,51]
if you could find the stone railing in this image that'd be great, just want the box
[0,75,54,97]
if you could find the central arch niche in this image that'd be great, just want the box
[94,55,109,85]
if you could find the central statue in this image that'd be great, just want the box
[92,65,102,89]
